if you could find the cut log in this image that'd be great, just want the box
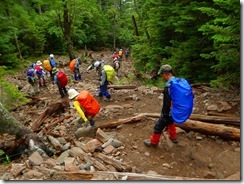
[31,100,69,132]
[207,111,239,117]
[106,113,240,141]
[177,119,240,141]
[57,170,213,180]
[189,114,240,126]
[136,113,240,126]
[108,85,137,90]
[96,114,146,129]
[94,152,132,172]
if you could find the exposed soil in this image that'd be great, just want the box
[0,50,241,180]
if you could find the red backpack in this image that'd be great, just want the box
[57,71,68,87]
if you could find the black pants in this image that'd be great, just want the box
[57,83,67,97]
[153,115,174,134]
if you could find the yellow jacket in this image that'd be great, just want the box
[73,101,88,122]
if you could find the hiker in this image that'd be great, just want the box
[94,61,114,101]
[52,67,68,98]
[70,57,82,80]
[112,51,119,60]
[125,48,130,61]
[144,64,178,147]
[118,49,123,62]
[34,60,46,88]
[26,63,39,95]
[48,54,57,81]
[68,88,100,128]
[112,57,120,77]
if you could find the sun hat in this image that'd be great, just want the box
[36,60,42,65]
[68,89,79,100]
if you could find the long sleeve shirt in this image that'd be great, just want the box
[161,76,175,117]
[73,101,88,122]
[99,68,107,86]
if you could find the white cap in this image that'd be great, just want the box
[50,54,54,58]
[68,89,79,100]
[36,60,42,65]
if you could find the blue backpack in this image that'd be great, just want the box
[169,78,194,124]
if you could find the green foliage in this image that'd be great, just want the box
[0,77,29,111]
[0,150,11,165]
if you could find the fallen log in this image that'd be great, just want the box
[96,114,146,129]
[31,100,69,132]
[108,85,137,90]
[102,113,240,141]
[207,111,239,117]
[57,170,214,180]
[94,152,132,172]
[189,114,240,126]
[177,119,240,141]
[136,113,240,126]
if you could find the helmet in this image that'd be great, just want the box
[52,67,59,74]
[36,60,42,65]
[50,54,54,58]
[93,61,101,68]
[68,89,79,100]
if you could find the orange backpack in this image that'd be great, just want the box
[69,59,76,71]
[43,60,52,71]
[77,90,100,117]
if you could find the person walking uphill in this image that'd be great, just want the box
[68,88,100,128]
[69,57,82,80]
[144,64,194,147]
[94,61,115,101]
[52,67,68,98]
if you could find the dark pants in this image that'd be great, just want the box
[99,80,111,99]
[57,83,67,97]
[153,115,174,134]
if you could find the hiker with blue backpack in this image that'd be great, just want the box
[144,64,194,147]
[48,54,57,81]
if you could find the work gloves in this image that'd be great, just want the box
[84,120,90,127]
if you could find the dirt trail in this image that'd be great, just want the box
[0,51,240,180]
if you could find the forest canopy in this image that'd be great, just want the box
[0,0,240,89]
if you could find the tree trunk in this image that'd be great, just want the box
[0,102,53,157]
[63,1,75,60]
[132,15,139,36]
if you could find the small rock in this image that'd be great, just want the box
[162,163,171,169]
[144,152,150,157]
[196,136,203,140]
